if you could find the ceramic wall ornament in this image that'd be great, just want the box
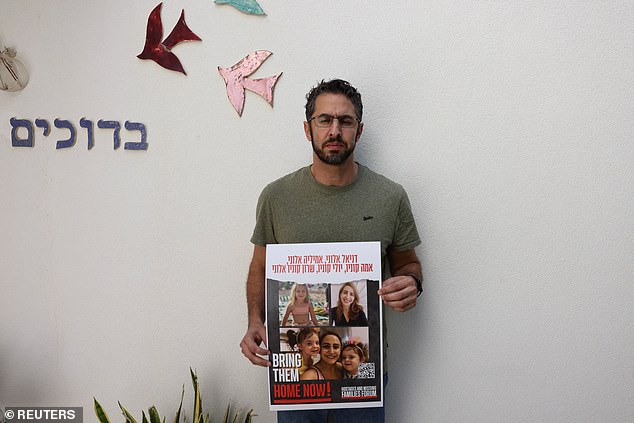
[0,47,29,92]
[137,2,202,74]
[214,0,265,16]
[218,50,282,117]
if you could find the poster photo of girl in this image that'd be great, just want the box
[278,282,329,326]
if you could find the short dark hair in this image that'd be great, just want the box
[305,79,363,121]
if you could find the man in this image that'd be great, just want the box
[240,79,423,423]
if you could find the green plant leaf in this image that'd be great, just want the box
[95,370,254,423]
[93,398,112,423]
[148,406,161,423]
[223,403,230,423]
[190,368,202,423]
[173,385,184,423]
[118,402,138,423]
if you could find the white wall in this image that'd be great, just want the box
[1,1,633,422]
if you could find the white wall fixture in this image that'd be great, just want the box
[0,47,28,91]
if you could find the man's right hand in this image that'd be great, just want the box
[240,321,271,367]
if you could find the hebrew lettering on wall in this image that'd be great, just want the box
[35,118,50,136]
[54,118,76,149]
[97,120,122,150]
[9,118,148,151]
[10,118,33,147]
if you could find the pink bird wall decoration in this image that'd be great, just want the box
[218,50,282,116]
[137,2,202,74]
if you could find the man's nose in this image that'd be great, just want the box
[328,119,343,136]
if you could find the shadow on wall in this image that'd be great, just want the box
[0,341,52,404]
[384,305,428,422]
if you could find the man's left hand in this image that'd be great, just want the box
[378,275,418,312]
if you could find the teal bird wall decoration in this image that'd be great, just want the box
[214,0,265,15]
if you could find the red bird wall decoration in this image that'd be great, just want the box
[137,2,202,74]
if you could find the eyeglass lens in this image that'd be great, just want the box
[312,114,358,128]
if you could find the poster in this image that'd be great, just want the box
[265,241,383,411]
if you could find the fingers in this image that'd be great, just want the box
[379,275,418,312]
[240,326,271,367]
[240,339,271,366]
[384,294,417,312]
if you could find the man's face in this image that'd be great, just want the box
[304,93,363,165]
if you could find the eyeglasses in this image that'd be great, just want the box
[308,114,360,128]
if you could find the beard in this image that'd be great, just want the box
[310,130,357,165]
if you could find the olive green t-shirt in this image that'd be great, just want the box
[251,164,421,277]
[251,164,421,371]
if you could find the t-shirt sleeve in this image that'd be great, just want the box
[391,187,421,251]
[250,185,276,246]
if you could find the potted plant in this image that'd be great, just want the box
[94,369,254,423]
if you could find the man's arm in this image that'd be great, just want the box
[378,248,422,312]
[239,245,271,366]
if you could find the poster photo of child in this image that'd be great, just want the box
[278,282,329,327]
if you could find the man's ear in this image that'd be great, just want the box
[356,122,364,142]
[304,121,312,142]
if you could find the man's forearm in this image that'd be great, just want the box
[381,248,423,310]
[246,266,265,324]
[241,246,271,365]
[246,245,267,325]
[388,248,423,281]
[392,261,422,279]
